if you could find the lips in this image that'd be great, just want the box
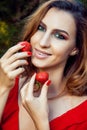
[33,48,51,59]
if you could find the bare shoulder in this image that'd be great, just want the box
[48,95,87,121]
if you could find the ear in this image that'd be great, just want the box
[70,47,79,56]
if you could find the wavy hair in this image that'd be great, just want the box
[21,0,87,96]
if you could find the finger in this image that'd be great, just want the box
[7,51,31,64]
[21,84,29,109]
[40,80,51,98]
[7,67,25,79]
[7,59,28,71]
[1,51,31,70]
[26,73,36,98]
[21,82,29,100]
[1,44,25,59]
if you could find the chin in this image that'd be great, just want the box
[32,59,47,68]
[32,62,46,68]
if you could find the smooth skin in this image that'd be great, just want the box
[20,8,87,130]
[0,43,30,120]
[0,8,87,130]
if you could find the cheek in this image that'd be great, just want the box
[30,32,42,45]
[53,44,74,58]
[30,35,36,46]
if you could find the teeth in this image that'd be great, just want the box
[38,52,47,56]
[34,49,49,58]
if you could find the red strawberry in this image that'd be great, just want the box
[34,72,49,92]
[20,41,31,52]
[35,72,49,84]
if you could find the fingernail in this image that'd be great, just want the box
[46,80,51,86]
[27,51,32,56]
[20,42,26,46]
[26,61,29,65]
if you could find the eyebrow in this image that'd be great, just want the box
[40,21,46,28]
[40,21,69,37]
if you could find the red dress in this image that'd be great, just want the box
[0,77,19,130]
[50,100,87,130]
[0,78,87,130]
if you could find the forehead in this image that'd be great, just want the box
[42,8,76,36]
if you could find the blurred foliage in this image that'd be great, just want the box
[81,0,87,7]
[0,21,22,57]
[0,0,87,57]
[0,0,40,57]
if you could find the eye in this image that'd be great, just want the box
[37,24,46,32]
[54,32,66,40]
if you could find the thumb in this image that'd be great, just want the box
[40,80,51,98]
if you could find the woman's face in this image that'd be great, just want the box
[30,8,77,70]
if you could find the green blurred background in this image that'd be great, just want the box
[0,0,87,57]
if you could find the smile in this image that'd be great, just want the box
[33,48,51,59]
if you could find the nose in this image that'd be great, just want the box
[39,32,50,48]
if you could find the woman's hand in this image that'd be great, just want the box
[21,73,51,130]
[0,43,31,94]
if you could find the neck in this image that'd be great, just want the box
[39,67,67,99]
[47,76,67,99]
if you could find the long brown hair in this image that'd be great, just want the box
[21,0,87,96]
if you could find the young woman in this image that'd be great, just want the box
[0,0,87,130]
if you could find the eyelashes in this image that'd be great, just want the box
[54,32,67,40]
[37,24,68,40]
[37,25,46,32]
